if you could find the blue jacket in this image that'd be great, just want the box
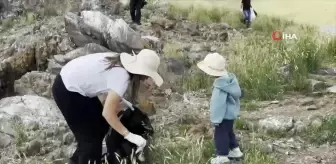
[210,73,242,124]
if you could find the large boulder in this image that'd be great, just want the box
[0,95,73,163]
[14,71,56,98]
[46,43,113,74]
[0,95,63,128]
[0,17,74,99]
[64,12,103,47]
[64,10,144,53]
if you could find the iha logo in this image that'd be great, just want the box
[272,31,298,40]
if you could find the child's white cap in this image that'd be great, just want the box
[197,53,228,77]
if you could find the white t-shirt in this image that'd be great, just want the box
[60,52,130,98]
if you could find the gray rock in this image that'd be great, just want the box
[258,142,274,154]
[292,120,307,133]
[63,43,112,62]
[64,143,76,158]
[188,52,207,62]
[80,0,101,10]
[58,37,75,53]
[45,148,64,162]
[166,58,187,75]
[25,139,42,156]
[27,121,40,131]
[101,0,123,14]
[300,98,314,106]
[83,42,111,54]
[0,0,21,20]
[270,100,280,104]
[309,79,330,91]
[0,133,12,148]
[47,59,63,74]
[327,85,336,93]
[310,118,323,128]
[0,18,70,99]
[14,71,56,98]
[0,118,16,136]
[78,10,144,53]
[278,64,291,77]
[141,35,164,53]
[210,46,218,52]
[64,12,103,47]
[218,31,229,42]
[63,132,74,145]
[306,105,318,111]
[317,68,336,75]
[53,54,66,64]
[190,43,204,52]
[258,116,295,133]
[0,95,62,127]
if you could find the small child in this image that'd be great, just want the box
[197,53,243,164]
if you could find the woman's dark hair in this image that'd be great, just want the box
[104,55,148,104]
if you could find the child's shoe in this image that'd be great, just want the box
[228,147,243,159]
[210,156,230,164]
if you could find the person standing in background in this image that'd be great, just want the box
[241,0,252,28]
[129,0,147,25]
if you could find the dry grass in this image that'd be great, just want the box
[148,125,278,164]
[167,3,336,100]
[168,0,336,27]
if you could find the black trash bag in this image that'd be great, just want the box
[102,105,154,164]
[141,1,147,8]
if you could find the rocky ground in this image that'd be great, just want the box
[1,0,336,164]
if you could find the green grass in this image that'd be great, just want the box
[241,100,260,111]
[166,4,336,100]
[306,115,336,145]
[0,12,37,30]
[168,0,336,26]
[13,123,29,147]
[149,127,278,164]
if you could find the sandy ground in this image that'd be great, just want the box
[169,0,336,34]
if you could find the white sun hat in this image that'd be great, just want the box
[197,53,228,77]
[120,49,163,87]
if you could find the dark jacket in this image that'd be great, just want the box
[241,0,251,10]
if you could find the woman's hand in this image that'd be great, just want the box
[124,132,147,153]
[102,90,129,137]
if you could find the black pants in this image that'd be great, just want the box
[129,0,144,23]
[52,74,121,164]
[214,120,239,155]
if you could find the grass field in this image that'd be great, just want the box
[169,0,336,27]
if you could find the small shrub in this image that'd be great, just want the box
[39,7,58,17]
[324,37,336,61]
[180,68,214,93]
[13,123,28,147]
[163,43,184,59]
[235,118,250,130]
[252,15,295,34]
[307,115,336,144]
[241,100,260,111]
[1,18,15,30]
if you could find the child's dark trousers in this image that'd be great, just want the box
[214,120,239,155]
